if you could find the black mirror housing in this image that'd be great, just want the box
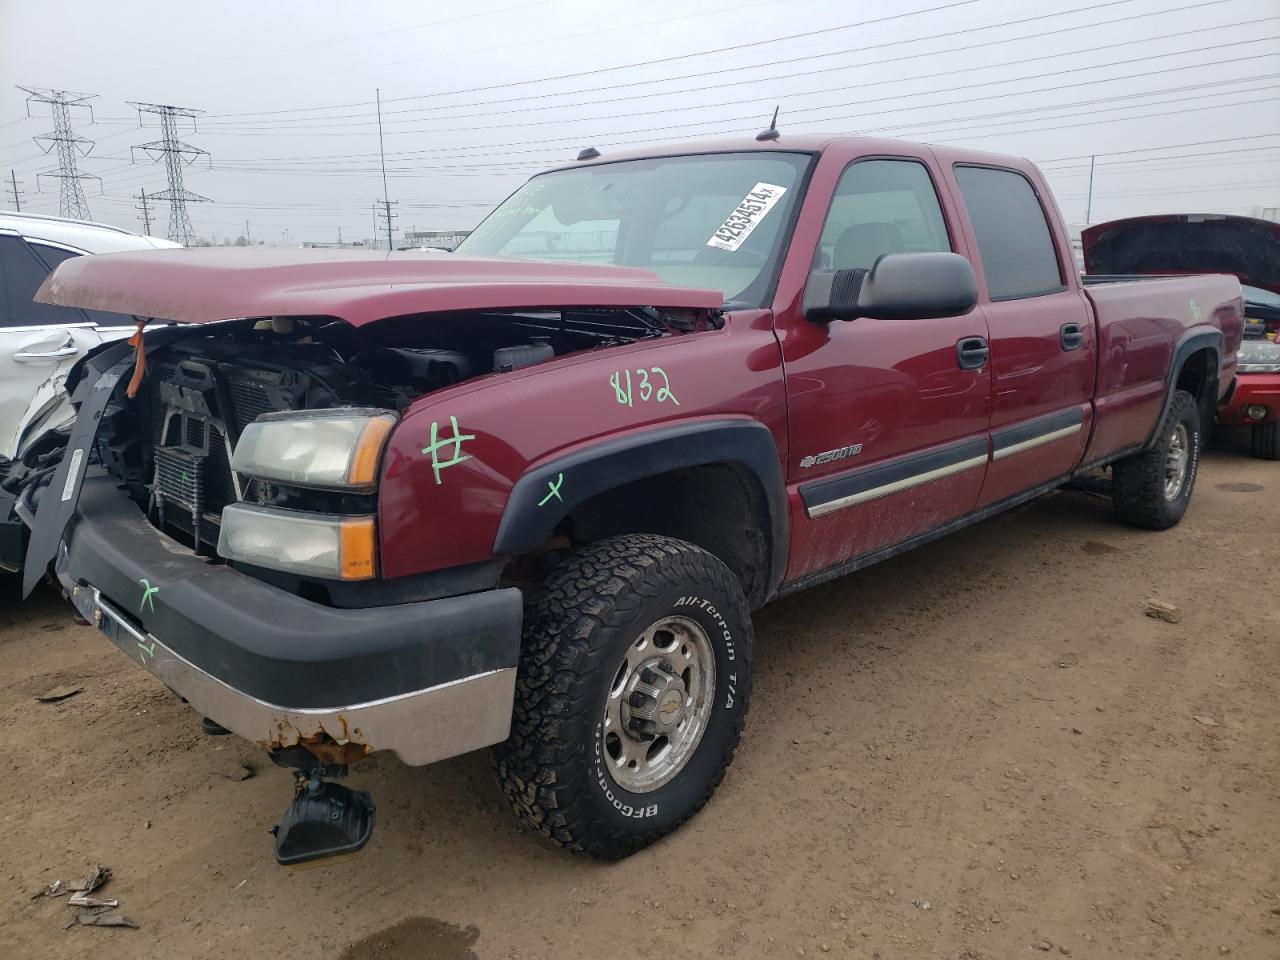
[803,252,979,322]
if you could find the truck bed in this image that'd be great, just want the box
[1081,273,1244,464]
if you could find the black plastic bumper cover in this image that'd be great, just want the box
[62,478,522,709]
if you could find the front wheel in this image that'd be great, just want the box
[493,534,752,860]
[1112,389,1202,530]
[1251,421,1280,460]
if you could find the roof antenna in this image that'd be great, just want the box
[576,146,601,161]
[755,106,780,142]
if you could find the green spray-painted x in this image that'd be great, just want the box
[538,472,564,507]
[139,578,159,614]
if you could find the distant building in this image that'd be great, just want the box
[402,229,471,250]
[1251,206,1279,222]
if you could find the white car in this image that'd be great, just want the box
[0,212,179,571]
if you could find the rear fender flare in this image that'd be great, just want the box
[493,418,789,600]
[1145,328,1222,448]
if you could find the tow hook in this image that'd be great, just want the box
[270,753,375,865]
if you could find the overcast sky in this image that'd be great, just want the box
[1,0,1277,245]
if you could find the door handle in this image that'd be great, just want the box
[14,345,79,362]
[956,336,989,370]
[1060,322,1085,351]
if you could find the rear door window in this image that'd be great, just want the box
[27,241,136,328]
[953,166,1065,300]
[0,235,89,327]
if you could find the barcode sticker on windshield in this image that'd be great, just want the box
[706,182,787,252]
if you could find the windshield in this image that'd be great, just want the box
[1243,284,1280,308]
[457,152,812,307]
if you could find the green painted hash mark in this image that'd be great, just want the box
[137,639,157,664]
[538,473,564,507]
[139,578,159,614]
[421,416,476,485]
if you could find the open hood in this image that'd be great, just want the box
[1081,214,1280,297]
[34,247,723,326]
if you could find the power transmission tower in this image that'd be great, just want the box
[128,101,211,246]
[6,170,25,212]
[18,86,100,219]
[136,189,153,235]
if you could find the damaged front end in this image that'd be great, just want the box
[16,248,723,864]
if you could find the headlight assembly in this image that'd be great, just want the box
[231,408,397,490]
[1237,339,1280,374]
[217,504,376,580]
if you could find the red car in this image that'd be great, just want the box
[16,135,1243,863]
[1083,214,1280,458]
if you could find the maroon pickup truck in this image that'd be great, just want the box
[18,135,1244,864]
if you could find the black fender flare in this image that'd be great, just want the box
[493,418,790,601]
[1145,328,1223,449]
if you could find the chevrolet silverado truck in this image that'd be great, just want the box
[1082,213,1280,458]
[14,135,1244,864]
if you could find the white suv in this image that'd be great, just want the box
[0,212,179,571]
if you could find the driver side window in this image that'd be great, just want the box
[816,159,951,272]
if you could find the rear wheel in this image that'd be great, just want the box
[493,534,751,860]
[1251,421,1280,460]
[1112,389,1201,530]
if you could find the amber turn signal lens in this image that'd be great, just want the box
[349,416,395,487]
[339,517,377,580]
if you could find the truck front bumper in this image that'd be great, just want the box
[58,478,523,767]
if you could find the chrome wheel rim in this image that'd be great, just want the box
[600,615,716,794]
[1165,423,1190,500]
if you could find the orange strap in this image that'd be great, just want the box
[125,319,148,399]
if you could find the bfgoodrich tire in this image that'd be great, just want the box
[1112,389,1202,530]
[1251,421,1280,460]
[493,534,751,860]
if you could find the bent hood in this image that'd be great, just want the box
[1082,214,1280,296]
[35,247,723,325]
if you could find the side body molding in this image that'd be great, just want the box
[493,418,790,600]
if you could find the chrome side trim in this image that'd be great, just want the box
[806,453,988,518]
[68,584,515,767]
[991,422,1082,461]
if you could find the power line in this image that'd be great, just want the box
[204,0,990,119]
[129,101,211,246]
[201,0,1246,131]
[18,86,101,219]
[194,33,1280,163]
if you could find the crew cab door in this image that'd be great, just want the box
[0,234,131,460]
[946,165,1096,506]
[778,155,990,582]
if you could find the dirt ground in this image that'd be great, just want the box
[1,443,1276,960]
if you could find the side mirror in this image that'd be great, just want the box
[803,252,979,322]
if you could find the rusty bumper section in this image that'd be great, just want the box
[64,581,516,766]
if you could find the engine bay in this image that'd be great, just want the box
[85,305,712,556]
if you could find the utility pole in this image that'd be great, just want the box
[245,220,251,244]
[129,101,211,246]
[6,169,24,211]
[376,88,393,251]
[1085,154,1096,225]
[18,86,100,219]
[136,189,153,234]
